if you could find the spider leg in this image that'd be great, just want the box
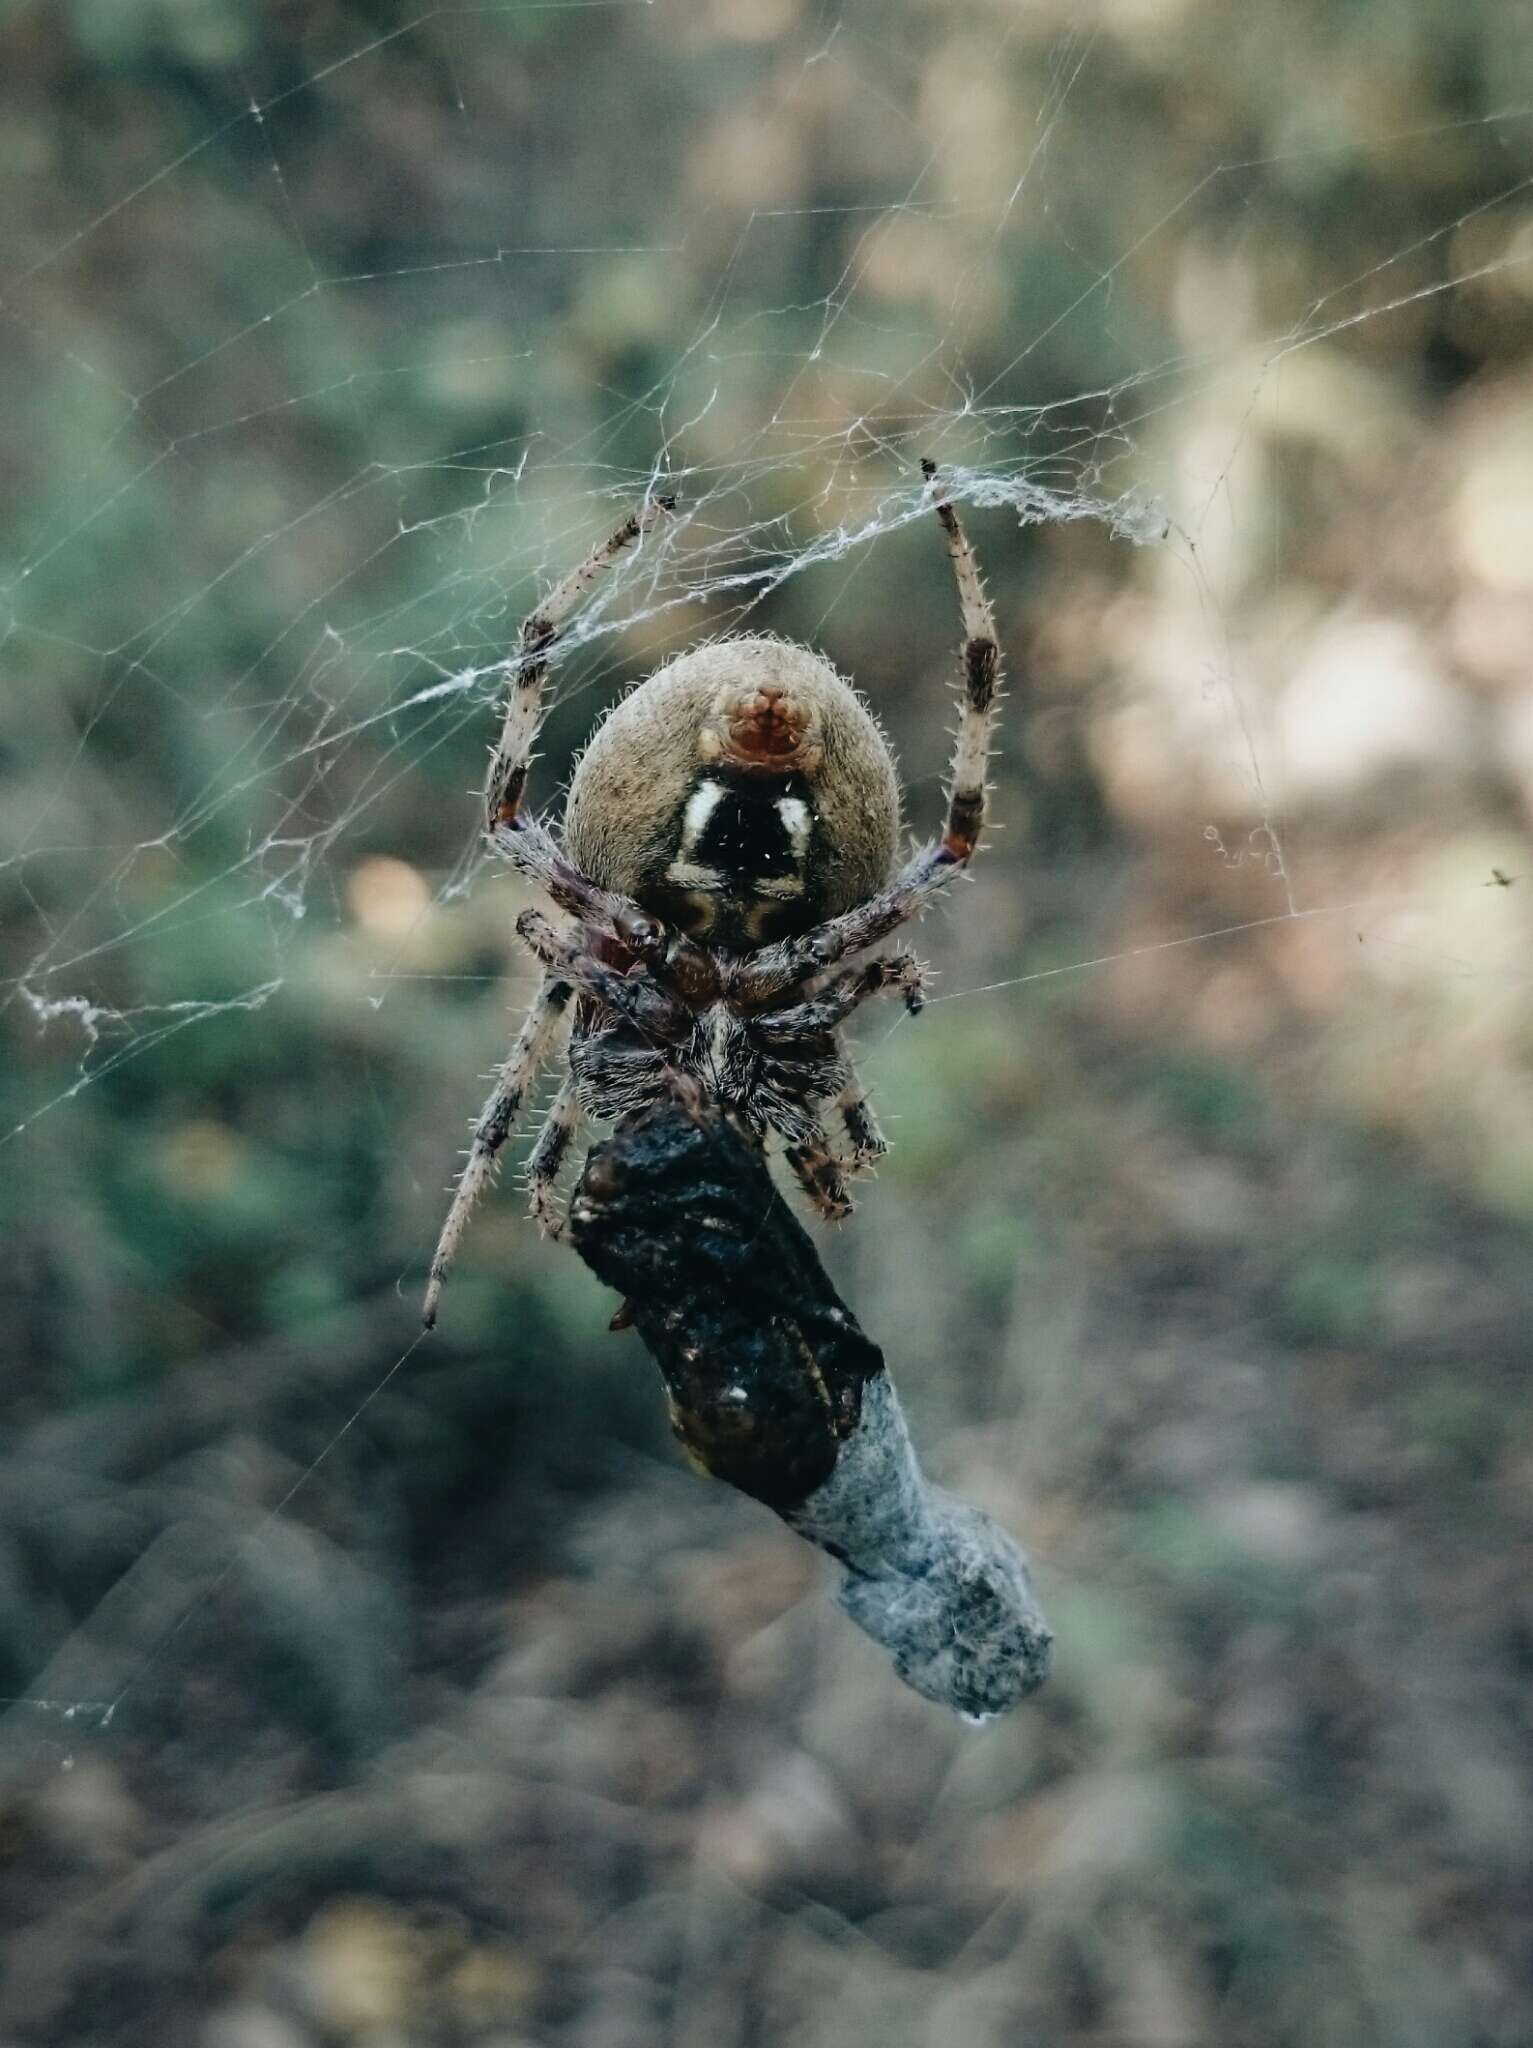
[832,1063,888,1168]
[728,847,956,1004]
[785,1120,853,1222]
[526,1074,582,1239]
[923,458,1003,863]
[748,951,925,1042]
[494,813,652,942]
[491,813,718,1001]
[514,908,691,1041]
[423,973,571,1327]
[731,465,1001,1006]
[485,491,673,834]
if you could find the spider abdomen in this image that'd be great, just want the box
[563,636,901,944]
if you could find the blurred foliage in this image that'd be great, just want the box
[3,0,1533,2044]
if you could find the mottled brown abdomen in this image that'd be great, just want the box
[563,635,902,939]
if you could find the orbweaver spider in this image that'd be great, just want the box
[423,463,1003,1326]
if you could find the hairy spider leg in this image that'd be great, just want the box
[490,813,716,998]
[830,1066,888,1168]
[728,464,1004,1007]
[485,492,674,833]
[785,1121,853,1221]
[727,845,952,1003]
[526,1073,582,1237]
[749,957,922,1188]
[513,909,692,1042]
[424,973,572,1326]
[923,458,1003,863]
[746,951,926,1041]
[429,490,696,1326]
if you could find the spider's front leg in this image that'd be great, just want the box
[745,951,927,1042]
[514,908,694,1042]
[729,849,954,1006]
[478,485,714,992]
[484,491,673,835]
[491,814,718,1003]
[731,462,1004,1008]
[923,456,1003,866]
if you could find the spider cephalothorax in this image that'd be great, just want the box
[423,465,1002,1326]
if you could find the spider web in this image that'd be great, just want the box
[2,1,1531,1758]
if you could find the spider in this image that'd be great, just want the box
[422,462,1003,1327]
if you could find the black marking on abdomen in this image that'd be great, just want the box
[662,769,819,943]
[693,772,806,886]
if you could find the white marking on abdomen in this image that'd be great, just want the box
[680,780,725,851]
[776,795,811,854]
[666,858,724,890]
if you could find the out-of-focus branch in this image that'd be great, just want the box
[567,1100,1052,1722]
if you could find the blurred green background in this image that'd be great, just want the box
[2,1,1532,2042]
